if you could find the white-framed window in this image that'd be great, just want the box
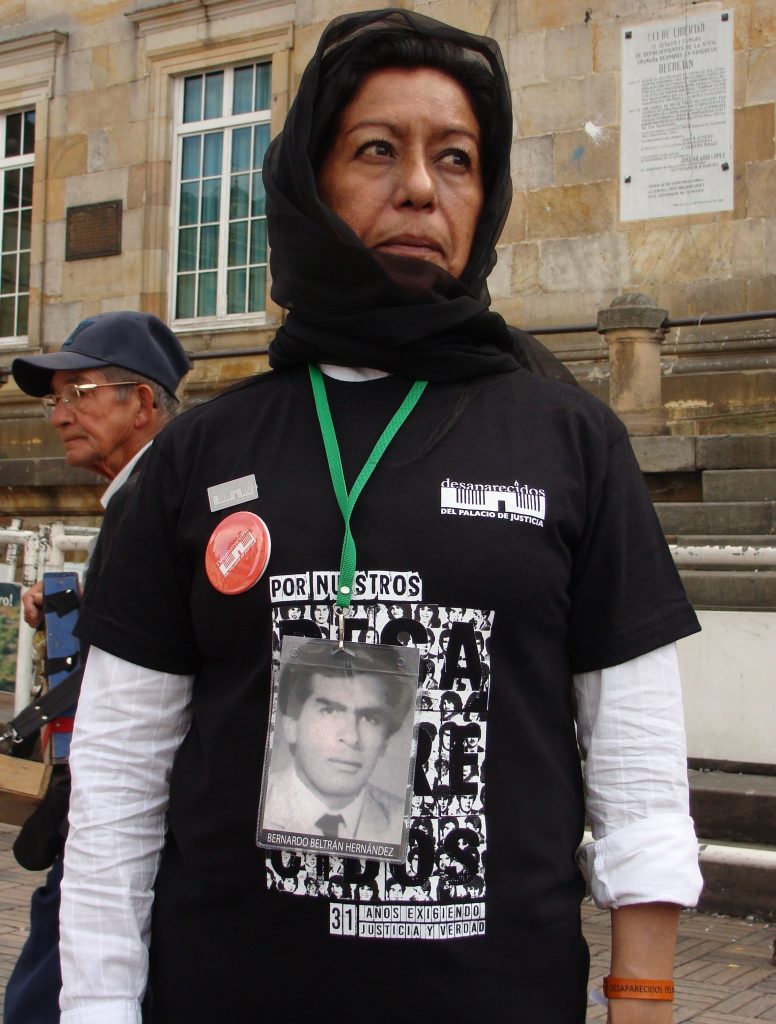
[172,62,271,327]
[0,109,34,341]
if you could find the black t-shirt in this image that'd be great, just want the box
[79,366,698,1023]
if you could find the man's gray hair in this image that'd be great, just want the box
[98,364,180,421]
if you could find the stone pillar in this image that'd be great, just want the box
[597,292,669,436]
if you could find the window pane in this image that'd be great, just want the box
[201,178,220,223]
[1,253,15,294]
[5,113,21,158]
[19,208,31,251]
[22,110,35,155]
[202,133,223,178]
[177,227,197,271]
[183,76,203,123]
[228,220,248,267]
[2,212,18,252]
[251,172,265,217]
[199,224,218,269]
[181,136,201,180]
[250,219,267,264]
[204,72,224,120]
[176,274,195,318]
[248,266,266,312]
[230,173,249,219]
[175,66,268,322]
[18,250,29,290]
[255,64,271,111]
[227,268,246,313]
[17,293,28,334]
[179,181,199,226]
[197,271,216,316]
[0,296,14,336]
[4,168,19,209]
[233,66,254,115]
[21,166,33,207]
[232,127,251,172]
[253,124,270,169]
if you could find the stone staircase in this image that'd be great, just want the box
[633,435,776,920]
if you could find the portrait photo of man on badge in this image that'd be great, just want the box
[260,638,419,857]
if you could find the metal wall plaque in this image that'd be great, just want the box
[65,200,122,261]
[620,12,734,221]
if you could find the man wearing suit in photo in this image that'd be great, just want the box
[262,642,416,846]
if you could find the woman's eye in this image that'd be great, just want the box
[357,138,394,159]
[439,148,472,169]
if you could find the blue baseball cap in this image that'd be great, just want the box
[12,311,192,398]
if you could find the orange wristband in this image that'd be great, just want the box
[603,977,675,1001]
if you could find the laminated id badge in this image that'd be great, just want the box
[258,635,421,863]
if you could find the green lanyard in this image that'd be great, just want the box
[308,363,427,620]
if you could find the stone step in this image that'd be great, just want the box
[696,434,776,470]
[697,840,776,921]
[0,457,98,487]
[691,770,776,920]
[703,469,776,503]
[656,500,776,536]
[678,569,776,610]
[632,434,776,475]
[674,534,776,548]
[690,770,776,846]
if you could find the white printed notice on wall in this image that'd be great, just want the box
[620,11,734,221]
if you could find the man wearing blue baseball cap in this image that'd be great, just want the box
[6,311,191,1024]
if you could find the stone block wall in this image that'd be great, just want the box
[0,0,773,484]
[489,0,775,326]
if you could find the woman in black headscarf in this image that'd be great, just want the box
[265,7,569,384]
[61,10,701,1024]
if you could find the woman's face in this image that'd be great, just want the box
[317,67,484,280]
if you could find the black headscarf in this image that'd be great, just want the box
[264,8,570,385]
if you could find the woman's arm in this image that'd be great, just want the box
[608,902,680,1023]
[574,644,702,1020]
[60,647,193,1024]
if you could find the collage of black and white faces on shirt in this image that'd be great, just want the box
[260,602,493,906]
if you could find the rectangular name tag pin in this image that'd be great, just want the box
[208,474,258,513]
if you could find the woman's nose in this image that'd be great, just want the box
[395,153,436,209]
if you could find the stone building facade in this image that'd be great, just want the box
[0,0,773,520]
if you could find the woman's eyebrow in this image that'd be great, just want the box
[344,119,479,143]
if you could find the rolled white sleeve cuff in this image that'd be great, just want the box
[579,813,703,909]
[61,1002,141,1024]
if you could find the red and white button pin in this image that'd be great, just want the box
[205,511,271,595]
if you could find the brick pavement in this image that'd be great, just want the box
[0,821,772,1019]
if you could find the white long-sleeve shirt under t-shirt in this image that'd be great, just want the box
[59,642,702,1024]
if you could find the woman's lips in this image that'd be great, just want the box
[376,236,442,259]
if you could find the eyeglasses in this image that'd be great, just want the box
[41,381,140,419]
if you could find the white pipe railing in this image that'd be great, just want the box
[669,544,776,567]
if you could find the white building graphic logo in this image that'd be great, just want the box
[440,478,546,527]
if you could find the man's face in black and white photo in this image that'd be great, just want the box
[283,672,393,807]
